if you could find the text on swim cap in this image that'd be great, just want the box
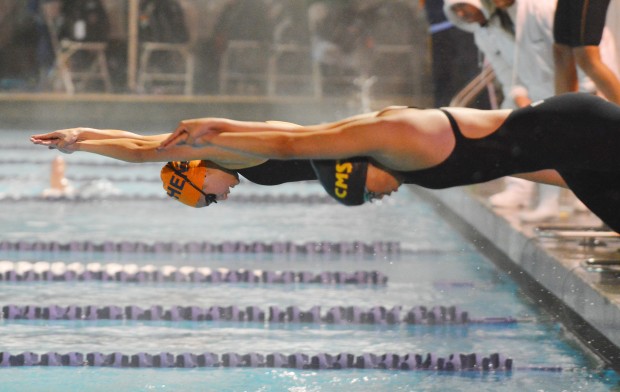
[166,162,190,200]
[166,176,186,199]
[334,161,353,199]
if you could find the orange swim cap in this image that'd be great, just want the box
[160,160,208,207]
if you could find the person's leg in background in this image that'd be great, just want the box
[519,184,560,222]
[489,177,535,209]
[553,0,620,104]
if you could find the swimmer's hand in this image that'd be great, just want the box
[158,119,224,150]
[30,128,82,154]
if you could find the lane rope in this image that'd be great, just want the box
[0,304,522,325]
[0,240,400,254]
[0,351,536,371]
[0,262,388,284]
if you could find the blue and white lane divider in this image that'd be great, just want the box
[1,304,523,325]
[0,351,538,371]
[0,262,388,284]
[0,240,400,254]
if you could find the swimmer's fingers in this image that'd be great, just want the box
[30,131,54,140]
[158,130,188,150]
[33,138,64,150]
[181,127,220,148]
[158,126,189,150]
[180,120,224,147]
[31,130,78,145]
[30,133,61,145]
[32,137,61,147]
[160,119,223,150]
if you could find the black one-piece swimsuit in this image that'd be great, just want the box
[400,93,620,231]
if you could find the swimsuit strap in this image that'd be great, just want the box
[439,109,466,142]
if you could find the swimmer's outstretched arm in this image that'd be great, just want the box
[159,110,385,150]
[30,128,164,153]
[161,112,455,172]
[30,127,264,168]
[72,138,264,168]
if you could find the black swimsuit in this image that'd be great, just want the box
[240,93,620,231]
[238,160,316,185]
[402,93,620,231]
[553,0,611,47]
[400,109,538,189]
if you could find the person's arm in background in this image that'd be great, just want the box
[510,0,557,107]
[474,25,518,108]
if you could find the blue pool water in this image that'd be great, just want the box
[0,132,618,390]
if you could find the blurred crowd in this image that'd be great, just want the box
[0,0,428,97]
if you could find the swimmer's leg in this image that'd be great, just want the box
[559,169,620,232]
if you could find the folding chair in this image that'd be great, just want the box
[43,1,112,94]
[219,40,269,95]
[266,11,320,97]
[136,0,195,95]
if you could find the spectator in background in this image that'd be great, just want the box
[213,0,272,46]
[553,0,620,104]
[309,1,371,83]
[491,0,610,222]
[138,0,188,84]
[310,0,420,97]
[269,0,311,45]
[27,0,56,88]
[48,0,110,86]
[58,0,109,43]
[425,0,481,107]
[443,0,515,109]
[365,1,421,96]
[444,0,539,212]
[0,1,39,90]
[212,0,272,93]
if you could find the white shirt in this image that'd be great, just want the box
[443,0,517,108]
[509,0,598,102]
[509,0,557,102]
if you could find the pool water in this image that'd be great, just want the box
[0,132,618,391]
[1,367,618,392]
